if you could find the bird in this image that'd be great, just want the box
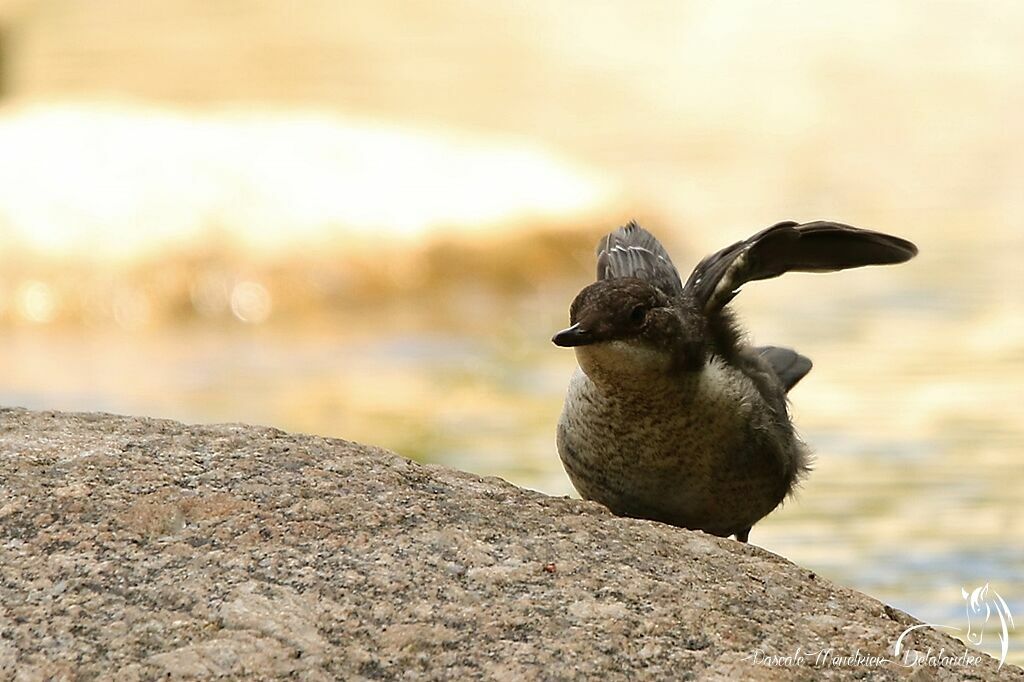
[552,220,917,543]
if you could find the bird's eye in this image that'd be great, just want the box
[630,305,647,325]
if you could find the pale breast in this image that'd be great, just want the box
[556,356,789,535]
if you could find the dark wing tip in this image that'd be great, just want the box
[756,346,813,392]
[884,234,918,261]
[793,221,919,269]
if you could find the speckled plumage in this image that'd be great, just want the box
[553,220,918,542]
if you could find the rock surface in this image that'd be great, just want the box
[0,407,1019,681]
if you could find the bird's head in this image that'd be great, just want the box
[552,278,705,384]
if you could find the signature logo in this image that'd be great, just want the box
[893,583,1016,669]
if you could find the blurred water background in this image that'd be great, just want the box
[0,0,1021,665]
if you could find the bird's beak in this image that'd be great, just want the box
[551,323,594,347]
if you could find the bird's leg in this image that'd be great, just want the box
[735,528,751,543]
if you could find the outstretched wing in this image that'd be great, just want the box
[596,221,684,296]
[684,220,918,313]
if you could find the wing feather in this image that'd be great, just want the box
[596,221,684,296]
[684,221,918,312]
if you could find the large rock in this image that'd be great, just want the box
[0,408,1018,680]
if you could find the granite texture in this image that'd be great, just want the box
[0,408,1018,680]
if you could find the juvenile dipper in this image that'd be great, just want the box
[553,220,917,542]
